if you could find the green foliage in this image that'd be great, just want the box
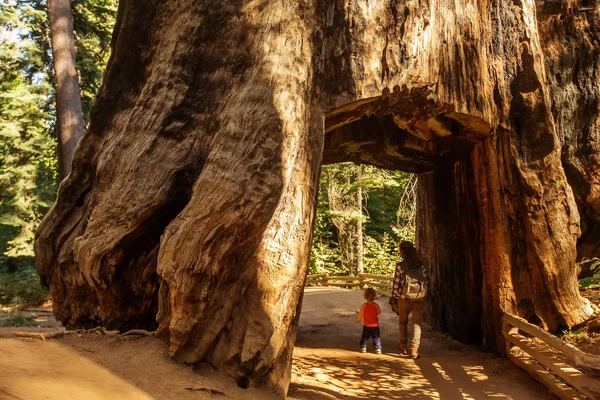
[0,2,57,260]
[0,313,34,327]
[580,277,599,290]
[579,258,600,290]
[0,256,47,305]
[363,233,400,276]
[72,0,117,120]
[309,170,343,275]
[310,163,416,276]
[580,276,600,291]
[0,0,116,306]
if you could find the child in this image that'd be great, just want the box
[356,287,382,354]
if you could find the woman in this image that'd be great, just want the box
[389,241,427,359]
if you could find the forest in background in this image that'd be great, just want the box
[0,0,116,305]
[311,164,415,276]
[0,0,411,306]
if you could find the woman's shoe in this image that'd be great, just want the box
[397,343,407,355]
[409,348,419,359]
[375,348,382,355]
[360,347,367,353]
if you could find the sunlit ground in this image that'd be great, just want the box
[0,287,553,400]
[289,287,555,399]
[0,339,153,400]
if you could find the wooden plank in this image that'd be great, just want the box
[502,320,519,357]
[508,347,584,400]
[362,281,391,289]
[505,331,600,399]
[503,313,600,370]
[324,282,362,288]
[359,273,393,280]
[307,273,328,279]
[326,276,360,281]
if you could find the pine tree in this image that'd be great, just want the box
[0,2,56,304]
[0,0,117,304]
[0,2,56,257]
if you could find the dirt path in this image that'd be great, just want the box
[290,288,554,399]
[0,287,555,399]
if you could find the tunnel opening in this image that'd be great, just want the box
[310,85,494,346]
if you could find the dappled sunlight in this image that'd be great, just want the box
[292,347,440,399]
[432,361,453,382]
[291,287,553,399]
[462,365,489,383]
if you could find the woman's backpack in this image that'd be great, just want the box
[401,265,427,300]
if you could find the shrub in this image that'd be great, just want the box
[0,256,47,306]
[0,314,34,327]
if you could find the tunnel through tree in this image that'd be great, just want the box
[35,0,597,396]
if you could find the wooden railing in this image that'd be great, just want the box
[305,273,393,296]
[503,312,600,399]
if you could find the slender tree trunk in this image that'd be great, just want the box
[356,171,363,275]
[326,171,354,274]
[48,0,84,180]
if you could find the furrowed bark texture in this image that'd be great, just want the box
[536,5,600,266]
[36,0,598,395]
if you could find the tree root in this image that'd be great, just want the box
[11,331,66,341]
[71,344,94,353]
[120,329,156,337]
[11,326,122,341]
[184,386,227,396]
[11,327,153,341]
[84,326,119,336]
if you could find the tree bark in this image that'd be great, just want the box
[48,0,85,180]
[412,0,596,351]
[35,0,598,395]
[535,5,600,266]
[38,0,321,394]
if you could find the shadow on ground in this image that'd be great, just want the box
[288,287,555,400]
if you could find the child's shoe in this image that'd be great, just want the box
[375,348,382,355]
[360,347,367,353]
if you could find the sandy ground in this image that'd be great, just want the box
[0,287,555,399]
[288,288,555,399]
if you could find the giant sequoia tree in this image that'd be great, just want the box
[36,0,599,396]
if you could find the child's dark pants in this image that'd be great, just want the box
[360,326,382,350]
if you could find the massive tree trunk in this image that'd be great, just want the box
[412,0,597,350]
[36,0,598,396]
[536,5,600,269]
[48,0,84,179]
[38,0,321,394]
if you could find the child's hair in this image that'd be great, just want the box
[364,287,377,301]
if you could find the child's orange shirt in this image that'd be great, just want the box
[363,303,379,327]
